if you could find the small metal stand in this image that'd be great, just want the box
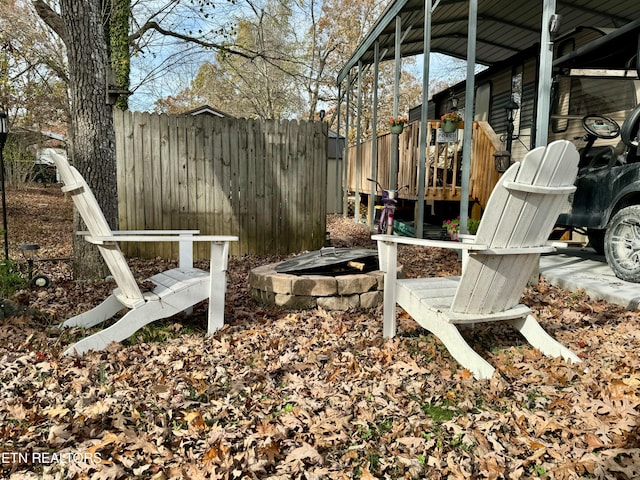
[18,243,51,288]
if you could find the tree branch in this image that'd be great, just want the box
[130,21,257,60]
[32,0,68,46]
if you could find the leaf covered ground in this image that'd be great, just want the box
[1,186,639,479]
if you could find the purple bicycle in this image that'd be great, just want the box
[367,178,408,235]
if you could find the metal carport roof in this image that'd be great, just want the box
[338,0,640,84]
[337,0,640,238]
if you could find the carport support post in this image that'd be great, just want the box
[535,0,556,148]
[355,61,364,223]
[459,0,477,235]
[390,15,402,190]
[337,83,344,215]
[369,41,380,231]
[416,0,433,240]
[343,73,351,218]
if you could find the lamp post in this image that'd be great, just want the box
[0,112,8,261]
[505,97,519,154]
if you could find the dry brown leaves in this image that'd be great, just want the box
[1,188,639,479]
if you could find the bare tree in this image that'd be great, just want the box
[28,0,297,279]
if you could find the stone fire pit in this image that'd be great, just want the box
[249,247,402,310]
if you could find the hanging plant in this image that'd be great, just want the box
[389,117,408,134]
[441,112,463,123]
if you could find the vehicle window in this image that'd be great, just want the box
[569,77,636,115]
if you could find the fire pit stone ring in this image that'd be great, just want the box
[249,248,403,310]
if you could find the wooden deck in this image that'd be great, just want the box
[347,120,503,210]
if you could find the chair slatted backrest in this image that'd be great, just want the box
[451,140,579,314]
[52,152,144,306]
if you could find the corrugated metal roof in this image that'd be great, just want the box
[338,0,640,83]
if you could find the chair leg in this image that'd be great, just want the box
[411,310,496,380]
[207,242,230,334]
[61,294,124,329]
[509,314,582,364]
[63,300,180,356]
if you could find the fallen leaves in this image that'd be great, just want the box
[1,189,640,479]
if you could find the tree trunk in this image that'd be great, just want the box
[59,0,117,280]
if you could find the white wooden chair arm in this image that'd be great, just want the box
[86,235,238,243]
[85,234,238,269]
[112,229,201,235]
[372,234,488,251]
[475,245,556,255]
[78,230,200,236]
[503,182,576,195]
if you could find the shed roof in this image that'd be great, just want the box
[338,0,640,84]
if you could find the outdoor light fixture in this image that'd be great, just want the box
[505,97,519,154]
[494,150,512,173]
[319,109,326,121]
[450,94,459,111]
[549,14,562,38]
[0,111,8,260]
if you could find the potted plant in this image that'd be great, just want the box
[442,217,460,241]
[442,216,480,241]
[389,117,408,134]
[440,111,463,133]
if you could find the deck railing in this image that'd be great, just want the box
[347,120,503,209]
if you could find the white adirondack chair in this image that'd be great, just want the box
[373,140,582,379]
[50,151,238,356]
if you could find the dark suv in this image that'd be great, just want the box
[556,106,640,282]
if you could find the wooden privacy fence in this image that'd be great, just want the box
[347,120,502,210]
[114,110,328,258]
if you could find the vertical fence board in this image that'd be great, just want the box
[263,121,275,254]
[288,120,300,252]
[116,113,326,258]
[193,118,207,258]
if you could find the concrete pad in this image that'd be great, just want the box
[539,248,640,310]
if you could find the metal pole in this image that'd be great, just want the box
[416,0,433,239]
[336,83,343,215]
[460,0,477,235]
[0,112,8,261]
[355,61,364,223]
[506,117,515,153]
[536,0,556,147]
[390,15,402,190]
[369,41,380,231]
[344,73,351,218]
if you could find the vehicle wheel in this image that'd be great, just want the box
[31,274,51,288]
[587,229,605,254]
[604,206,640,283]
